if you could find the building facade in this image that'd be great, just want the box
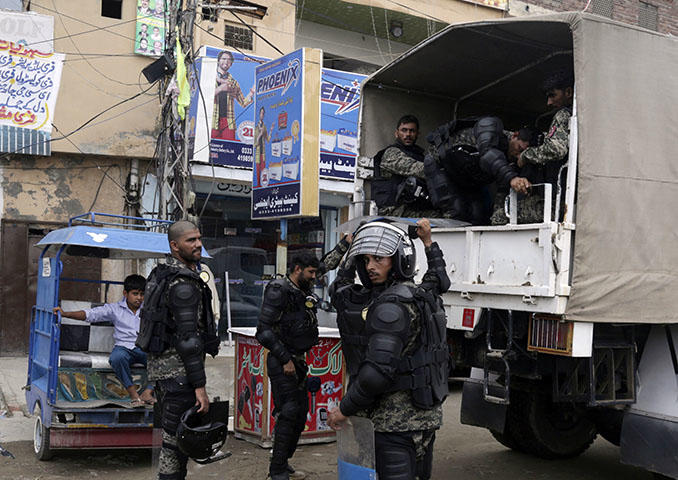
[0,0,507,353]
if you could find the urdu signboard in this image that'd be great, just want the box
[251,48,321,220]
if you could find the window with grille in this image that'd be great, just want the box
[591,0,613,18]
[224,23,254,51]
[639,1,659,31]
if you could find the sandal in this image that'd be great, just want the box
[130,398,145,408]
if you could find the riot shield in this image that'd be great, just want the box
[337,416,377,480]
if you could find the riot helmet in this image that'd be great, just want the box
[347,221,416,286]
[176,402,229,464]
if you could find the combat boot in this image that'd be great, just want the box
[269,472,289,480]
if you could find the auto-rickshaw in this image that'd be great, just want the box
[25,212,206,460]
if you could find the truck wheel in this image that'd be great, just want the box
[33,404,53,461]
[489,389,530,453]
[511,389,597,459]
[490,429,524,452]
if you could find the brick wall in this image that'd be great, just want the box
[521,0,678,35]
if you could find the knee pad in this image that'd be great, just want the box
[376,447,416,480]
[279,399,302,422]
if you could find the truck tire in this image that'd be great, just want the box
[490,429,524,452]
[510,389,597,459]
[33,403,53,461]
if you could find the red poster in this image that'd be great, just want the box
[268,337,344,436]
[235,335,265,434]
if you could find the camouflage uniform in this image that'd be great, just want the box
[380,146,426,180]
[148,257,209,480]
[358,292,444,437]
[377,146,452,219]
[491,108,570,225]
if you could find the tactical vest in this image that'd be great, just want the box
[371,143,429,209]
[333,284,374,377]
[337,282,449,410]
[136,263,218,355]
[269,278,319,354]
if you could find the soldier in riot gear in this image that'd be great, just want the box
[327,219,450,480]
[425,117,536,224]
[372,115,449,219]
[491,69,574,225]
[256,240,351,480]
[139,220,219,480]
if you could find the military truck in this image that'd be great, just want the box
[352,12,678,479]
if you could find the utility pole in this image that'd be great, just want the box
[156,0,197,222]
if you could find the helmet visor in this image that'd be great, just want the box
[347,223,405,260]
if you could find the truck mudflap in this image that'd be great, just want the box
[621,412,678,479]
[460,372,507,433]
[620,325,678,478]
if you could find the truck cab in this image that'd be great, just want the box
[354,12,678,478]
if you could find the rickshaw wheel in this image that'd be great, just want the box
[33,404,53,461]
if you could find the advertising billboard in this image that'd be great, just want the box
[251,48,321,219]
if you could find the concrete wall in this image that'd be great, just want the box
[28,0,162,157]
[0,153,129,221]
[193,0,296,58]
[298,0,505,69]
[515,0,678,35]
[349,0,507,24]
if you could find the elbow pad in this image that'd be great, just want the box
[168,281,201,336]
[255,328,290,364]
[479,148,517,187]
[176,334,206,387]
[472,117,503,155]
[340,362,393,416]
[255,281,290,362]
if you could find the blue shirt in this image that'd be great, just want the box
[85,299,141,350]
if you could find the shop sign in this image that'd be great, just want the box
[319,69,366,180]
[187,47,365,182]
[251,48,321,219]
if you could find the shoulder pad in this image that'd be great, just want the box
[263,280,286,307]
[169,278,200,303]
[366,301,410,336]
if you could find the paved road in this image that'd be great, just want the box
[0,385,654,480]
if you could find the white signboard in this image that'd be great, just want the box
[0,40,64,133]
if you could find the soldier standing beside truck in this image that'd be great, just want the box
[255,240,350,480]
[327,219,449,480]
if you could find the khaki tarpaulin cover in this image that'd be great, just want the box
[359,12,678,323]
[563,14,678,323]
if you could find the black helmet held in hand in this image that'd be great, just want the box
[176,401,230,464]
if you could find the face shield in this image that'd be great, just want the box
[347,222,408,261]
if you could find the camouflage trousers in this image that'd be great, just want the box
[158,430,188,480]
[379,205,454,220]
[156,378,195,480]
[490,193,546,225]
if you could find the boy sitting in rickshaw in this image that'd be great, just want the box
[53,274,155,407]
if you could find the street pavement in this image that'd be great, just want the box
[0,350,656,479]
[0,344,236,446]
